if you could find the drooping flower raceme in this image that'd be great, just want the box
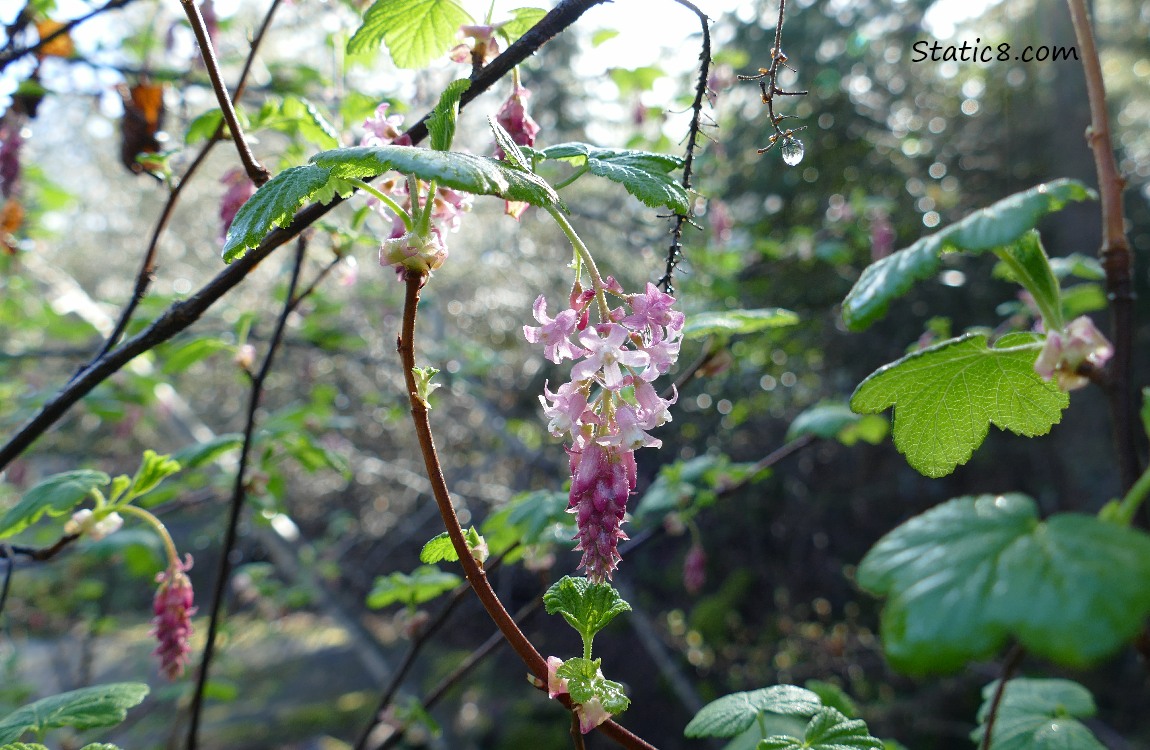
[152,554,196,679]
[526,282,682,582]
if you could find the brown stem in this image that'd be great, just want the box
[397,273,657,750]
[95,0,285,358]
[978,645,1024,750]
[1065,0,1139,490]
[177,0,269,185]
[571,712,588,750]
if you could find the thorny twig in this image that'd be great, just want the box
[658,0,712,295]
[738,0,807,156]
[95,0,287,359]
[184,234,311,750]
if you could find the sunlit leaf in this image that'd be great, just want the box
[497,7,548,43]
[366,565,462,608]
[682,308,799,340]
[222,164,334,261]
[684,685,821,738]
[858,495,1150,672]
[348,0,472,68]
[842,180,1095,330]
[0,683,148,744]
[539,142,688,213]
[0,470,109,538]
[427,79,471,152]
[850,333,1067,478]
[555,657,630,714]
[544,576,631,645]
[759,707,884,750]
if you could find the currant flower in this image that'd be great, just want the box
[524,295,584,364]
[1034,315,1113,391]
[152,554,196,679]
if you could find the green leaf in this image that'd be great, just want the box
[684,685,822,738]
[427,79,471,152]
[172,433,244,469]
[972,679,1105,750]
[497,7,548,43]
[858,494,1150,672]
[1058,283,1107,320]
[992,231,1063,330]
[366,565,462,608]
[842,179,1095,330]
[1047,253,1104,281]
[803,680,859,719]
[281,96,341,150]
[0,470,110,539]
[347,0,472,68]
[591,29,620,47]
[222,164,335,262]
[682,308,799,340]
[418,528,485,564]
[184,108,224,144]
[539,142,689,213]
[311,145,561,209]
[759,707,884,750]
[0,683,148,744]
[412,365,441,408]
[555,658,630,715]
[786,402,888,446]
[543,576,631,646]
[490,118,531,171]
[160,337,232,374]
[850,333,1068,478]
[124,450,181,502]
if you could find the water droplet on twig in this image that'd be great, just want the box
[781,137,804,166]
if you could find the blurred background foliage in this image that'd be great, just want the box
[1,0,1149,747]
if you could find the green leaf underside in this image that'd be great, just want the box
[223,147,560,261]
[684,685,821,738]
[555,658,631,714]
[543,576,631,643]
[366,565,461,608]
[683,308,799,340]
[0,683,148,744]
[972,679,1105,750]
[858,495,1150,673]
[850,333,1068,478]
[842,179,1095,330]
[490,119,531,171]
[994,232,1063,329]
[419,532,457,564]
[347,0,472,68]
[427,79,471,152]
[539,142,689,213]
[0,470,110,539]
[759,707,884,750]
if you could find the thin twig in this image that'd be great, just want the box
[397,272,657,750]
[0,534,80,561]
[377,596,542,750]
[571,712,588,750]
[1064,0,1139,491]
[659,0,711,294]
[978,645,1024,750]
[184,235,309,750]
[0,0,608,474]
[0,0,135,71]
[94,0,286,358]
[737,0,807,155]
[0,545,13,620]
[177,0,269,185]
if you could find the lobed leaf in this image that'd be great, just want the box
[682,308,799,340]
[842,179,1095,330]
[858,495,1150,672]
[759,707,884,750]
[850,333,1068,478]
[972,678,1105,750]
[418,527,484,564]
[496,7,548,43]
[347,0,472,68]
[366,565,461,608]
[555,658,631,715]
[0,683,148,744]
[684,685,821,738]
[0,470,110,539]
[222,164,334,262]
[538,142,689,213]
[543,576,631,644]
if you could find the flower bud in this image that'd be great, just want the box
[380,231,448,276]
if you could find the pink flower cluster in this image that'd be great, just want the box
[152,554,196,679]
[525,282,683,582]
[1034,315,1113,391]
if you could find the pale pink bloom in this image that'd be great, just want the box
[572,324,650,390]
[600,403,660,450]
[64,509,123,541]
[152,555,196,679]
[637,325,681,381]
[577,697,612,733]
[1034,315,1113,391]
[622,282,684,332]
[450,24,500,65]
[430,186,472,233]
[540,380,590,438]
[546,656,567,699]
[632,378,675,428]
[495,83,540,156]
[524,296,584,364]
[219,168,255,241]
[361,103,412,147]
